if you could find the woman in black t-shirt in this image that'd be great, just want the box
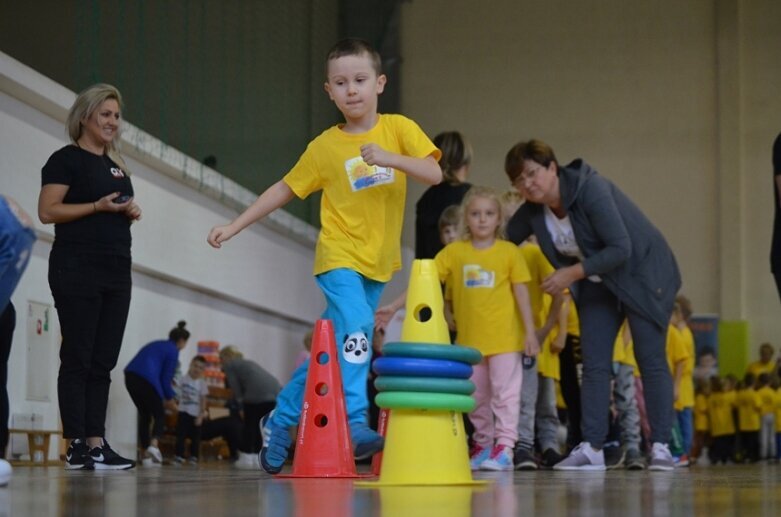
[38,84,141,470]
[414,131,472,259]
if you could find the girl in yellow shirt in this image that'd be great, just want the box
[434,186,539,471]
[707,376,736,464]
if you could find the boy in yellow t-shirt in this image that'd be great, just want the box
[207,39,442,474]
[691,378,710,463]
[707,376,736,464]
[735,373,761,462]
[755,373,777,460]
[672,296,695,464]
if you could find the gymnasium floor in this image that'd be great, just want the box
[3,462,780,516]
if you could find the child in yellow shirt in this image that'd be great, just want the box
[756,373,777,460]
[735,374,761,462]
[707,376,736,464]
[691,377,710,463]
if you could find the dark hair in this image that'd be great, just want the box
[433,131,472,184]
[192,355,207,364]
[757,373,770,387]
[169,320,190,342]
[438,204,461,231]
[326,38,382,77]
[743,372,755,387]
[504,139,558,184]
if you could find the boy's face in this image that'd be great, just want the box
[188,360,206,379]
[439,224,458,245]
[324,53,386,123]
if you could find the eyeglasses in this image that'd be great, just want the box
[512,165,543,186]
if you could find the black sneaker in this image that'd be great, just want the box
[540,448,564,468]
[65,439,95,470]
[625,448,647,470]
[90,440,136,470]
[604,445,625,470]
[513,446,538,471]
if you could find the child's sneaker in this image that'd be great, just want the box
[513,446,538,470]
[648,442,675,471]
[145,445,163,465]
[173,456,186,465]
[540,448,563,469]
[259,413,291,474]
[469,444,491,471]
[674,453,690,468]
[625,448,647,470]
[0,459,11,486]
[65,439,95,470]
[188,457,199,465]
[90,440,136,470]
[553,442,606,471]
[481,445,514,471]
[351,426,384,460]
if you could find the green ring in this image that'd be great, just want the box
[376,391,476,412]
[374,376,475,395]
[382,342,482,365]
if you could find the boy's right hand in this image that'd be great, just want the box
[207,224,237,248]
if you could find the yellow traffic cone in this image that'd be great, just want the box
[357,259,487,487]
[400,259,450,345]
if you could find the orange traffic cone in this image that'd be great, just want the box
[279,319,367,478]
[371,408,390,475]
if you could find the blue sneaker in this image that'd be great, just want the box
[469,444,491,471]
[259,413,291,474]
[351,426,384,460]
[481,445,514,471]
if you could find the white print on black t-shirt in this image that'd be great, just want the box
[344,156,394,192]
[110,167,125,178]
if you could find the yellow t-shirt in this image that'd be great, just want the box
[284,114,440,282]
[694,393,709,432]
[708,391,736,437]
[538,295,560,380]
[565,297,579,337]
[519,243,555,328]
[746,360,776,378]
[775,388,781,432]
[435,239,531,356]
[736,388,761,432]
[675,325,696,410]
[756,385,776,416]
[613,322,640,377]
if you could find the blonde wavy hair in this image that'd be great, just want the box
[66,83,130,173]
[459,185,506,241]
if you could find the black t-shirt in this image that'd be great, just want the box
[414,182,472,259]
[41,145,134,256]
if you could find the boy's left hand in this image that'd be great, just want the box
[360,143,392,168]
[524,334,540,357]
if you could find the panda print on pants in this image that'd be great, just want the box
[342,332,369,364]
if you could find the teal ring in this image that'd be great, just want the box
[382,342,482,365]
[374,375,475,395]
[375,391,476,412]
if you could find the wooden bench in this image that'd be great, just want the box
[8,428,62,466]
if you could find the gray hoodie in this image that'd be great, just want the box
[506,159,681,329]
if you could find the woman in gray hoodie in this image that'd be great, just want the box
[504,139,681,472]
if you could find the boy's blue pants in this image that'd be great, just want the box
[0,197,36,314]
[272,268,385,429]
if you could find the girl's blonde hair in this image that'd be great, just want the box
[66,83,130,173]
[219,345,244,363]
[459,185,506,241]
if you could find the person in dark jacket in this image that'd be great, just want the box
[504,139,681,471]
[125,321,191,465]
[414,131,472,259]
[770,132,781,300]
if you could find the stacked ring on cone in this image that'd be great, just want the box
[373,342,483,413]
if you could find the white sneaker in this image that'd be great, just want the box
[145,445,163,465]
[648,442,675,471]
[234,451,258,470]
[0,459,12,486]
[553,442,606,471]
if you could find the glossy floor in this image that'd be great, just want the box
[3,462,780,517]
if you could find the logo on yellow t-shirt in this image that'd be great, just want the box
[345,157,394,191]
[463,264,495,288]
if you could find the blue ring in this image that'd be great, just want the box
[382,342,482,365]
[372,356,473,379]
